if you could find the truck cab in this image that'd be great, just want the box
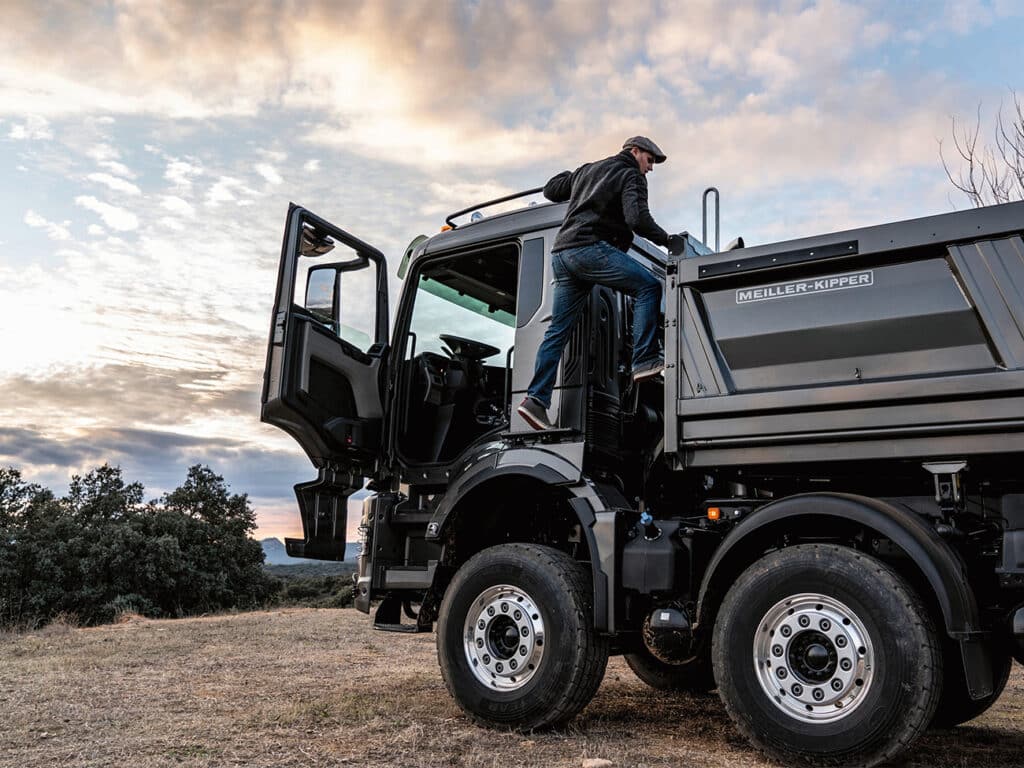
[262,193,675,582]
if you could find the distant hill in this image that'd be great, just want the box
[260,537,360,565]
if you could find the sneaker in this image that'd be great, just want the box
[516,397,554,430]
[632,359,665,382]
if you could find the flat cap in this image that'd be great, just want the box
[622,136,666,163]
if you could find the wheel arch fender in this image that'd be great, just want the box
[425,443,620,631]
[696,492,981,640]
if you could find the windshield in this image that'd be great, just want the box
[405,244,518,360]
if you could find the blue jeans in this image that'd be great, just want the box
[526,241,662,409]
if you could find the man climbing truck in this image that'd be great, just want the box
[261,189,1024,768]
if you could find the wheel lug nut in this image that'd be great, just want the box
[813,688,825,701]
[487,606,495,616]
[478,620,486,630]
[514,610,522,620]
[772,645,783,657]
[495,662,504,673]
[776,667,788,680]
[476,638,484,648]
[835,636,847,648]
[840,658,852,671]
[521,627,529,637]
[482,654,491,664]
[510,659,518,670]
[831,679,843,691]
[791,684,803,696]
[798,615,810,628]
[501,602,509,613]
[519,646,527,656]
[780,626,792,637]
[819,619,831,631]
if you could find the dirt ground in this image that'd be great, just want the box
[1,608,1021,768]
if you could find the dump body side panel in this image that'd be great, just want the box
[667,202,1024,467]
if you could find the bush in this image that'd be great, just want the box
[0,464,277,629]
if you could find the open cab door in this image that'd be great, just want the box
[261,204,389,559]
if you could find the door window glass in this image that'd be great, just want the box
[295,247,379,354]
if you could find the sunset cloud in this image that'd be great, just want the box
[1,0,1021,540]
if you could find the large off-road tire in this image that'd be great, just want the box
[713,544,942,768]
[436,543,609,730]
[624,644,716,693]
[931,642,1013,728]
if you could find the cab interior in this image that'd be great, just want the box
[395,244,519,464]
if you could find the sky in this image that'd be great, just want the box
[1,0,1022,542]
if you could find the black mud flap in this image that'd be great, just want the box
[959,635,995,700]
[284,467,356,560]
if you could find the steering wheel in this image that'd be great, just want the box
[439,334,500,361]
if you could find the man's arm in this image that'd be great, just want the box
[622,172,669,246]
[543,170,572,202]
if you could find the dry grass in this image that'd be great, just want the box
[0,609,1020,768]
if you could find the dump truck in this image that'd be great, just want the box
[261,190,1024,767]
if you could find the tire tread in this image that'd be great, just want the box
[713,544,942,768]
[436,543,608,730]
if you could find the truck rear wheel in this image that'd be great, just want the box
[436,543,608,730]
[713,544,942,768]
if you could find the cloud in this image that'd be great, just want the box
[255,163,283,185]
[0,423,311,520]
[74,195,140,231]
[0,0,1017,180]
[205,175,255,206]
[86,143,137,178]
[165,158,203,188]
[87,172,141,195]
[24,209,71,240]
[161,195,196,217]
[8,114,53,140]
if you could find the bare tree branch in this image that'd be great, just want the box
[942,90,1024,208]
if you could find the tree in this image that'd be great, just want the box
[941,90,1024,207]
[0,464,276,629]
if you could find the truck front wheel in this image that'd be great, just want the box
[436,543,609,730]
[713,544,942,768]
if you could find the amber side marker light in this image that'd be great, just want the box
[440,224,453,232]
[707,507,721,521]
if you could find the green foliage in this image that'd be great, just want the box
[265,564,356,609]
[0,464,278,629]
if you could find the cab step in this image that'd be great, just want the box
[373,595,432,633]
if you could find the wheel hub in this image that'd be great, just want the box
[789,630,838,683]
[463,584,545,691]
[754,593,874,723]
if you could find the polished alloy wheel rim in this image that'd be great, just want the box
[463,584,545,690]
[753,592,874,723]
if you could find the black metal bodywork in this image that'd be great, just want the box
[262,198,1024,705]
